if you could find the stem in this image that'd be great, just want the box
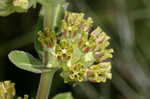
[43,5,53,30]
[36,0,66,99]
[36,70,56,99]
[43,0,66,31]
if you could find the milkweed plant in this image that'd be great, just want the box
[0,0,113,99]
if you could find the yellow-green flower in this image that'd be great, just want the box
[0,81,30,99]
[13,0,29,10]
[0,81,15,99]
[0,0,34,16]
[17,95,29,99]
[38,11,113,84]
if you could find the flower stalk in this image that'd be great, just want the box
[36,0,66,99]
[36,70,56,99]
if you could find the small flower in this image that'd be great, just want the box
[0,81,30,99]
[0,81,16,98]
[0,0,31,16]
[17,95,29,99]
[13,0,29,10]
[55,40,73,60]
[38,11,113,84]
[38,28,56,48]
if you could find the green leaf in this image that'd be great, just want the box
[0,0,15,16]
[8,50,43,73]
[0,7,15,16]
[52,92,74,99]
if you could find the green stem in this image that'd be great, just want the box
[36,70,56,99]
[36,0,66,99]
[43,0,66,31]
[43,5,53,30]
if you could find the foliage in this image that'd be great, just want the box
[0,0,114,99]
[52,92,73,99]
[8,50,43,73]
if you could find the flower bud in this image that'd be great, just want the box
[13,0,29,10]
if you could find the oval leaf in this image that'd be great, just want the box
[52,92,74,99]
[8,50,42,73]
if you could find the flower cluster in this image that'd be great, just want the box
[0,81,15,99]
[38,11,113,84]
[0,81,29,99]
[0,0,30,16]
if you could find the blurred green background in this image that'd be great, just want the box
[1,0,150,99]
